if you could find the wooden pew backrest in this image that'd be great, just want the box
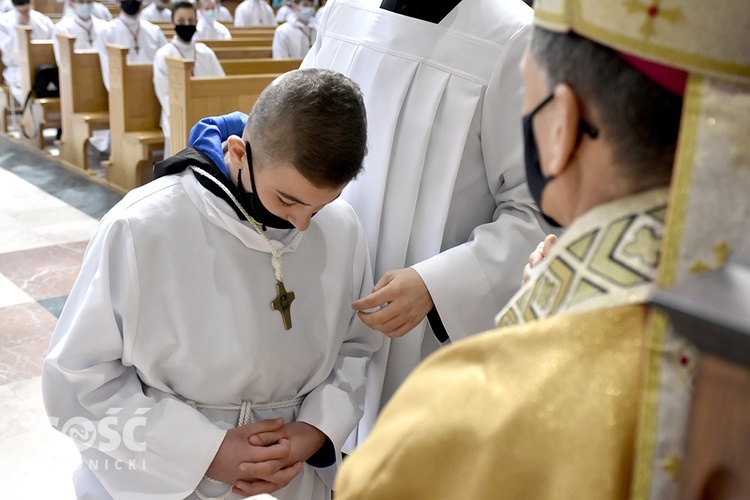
[167,56,284,155]
[220,57,301,76]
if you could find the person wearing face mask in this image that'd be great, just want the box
[53,0,108,65]
[0,0,54,104]
[153,1,224,157]
[233,0,275,27]
[203,0,234,23]
[94,0,167,91]
[42,68,383,500]
[61,0,113,21]
[195,0,231,40]
[141,0,172,21]
[271,0,316,60]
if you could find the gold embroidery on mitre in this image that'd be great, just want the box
[660,453,682,482]
[623,0,684,39]
[688,241,730,274]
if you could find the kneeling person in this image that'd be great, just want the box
[153,1,224,157]
[42,68,382,499]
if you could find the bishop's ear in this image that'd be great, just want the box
[545,83,582,178]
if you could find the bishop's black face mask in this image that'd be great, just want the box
[174,24,197,43]
[120,0,141,16]
[522,93,599,228]
[237,141,295,230]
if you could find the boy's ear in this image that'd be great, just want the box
[225,135,247,166]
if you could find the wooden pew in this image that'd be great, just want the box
[57,34,109,173]
[220,57,301,76]
[200,38,274,48]
[166,56,299,155]
[106,44,163,191]
[33,0,64,15]
[17,26,61,149]
[210,46,272,60]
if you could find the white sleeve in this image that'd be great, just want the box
[95,27,111,91]
[233,3,247,27]
[296,216,383,487]
[271,28,288,59]
[42,216,227,498]
[52,25,63,66]
[152,49,168,110]
[411,25,551,341]
[209,49,225,77]
[0,22,18,68]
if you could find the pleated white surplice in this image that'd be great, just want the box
[303,0,547,445]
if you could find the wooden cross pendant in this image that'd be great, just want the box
[271,281,295,330]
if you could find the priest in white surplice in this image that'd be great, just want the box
[302,0,550,445]
[95,0,167,91]
[42,69,382,500]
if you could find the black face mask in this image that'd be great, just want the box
[120,0,141,16]
[522,93,598,228]
[237,141,295,230]
[174,24,197,42]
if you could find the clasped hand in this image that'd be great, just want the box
[205,418,326,497]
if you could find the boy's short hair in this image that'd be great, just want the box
[530,27,683,186]
[246,68,368,188]
[171,1,195,21]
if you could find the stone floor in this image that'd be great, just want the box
[0,134,123,499]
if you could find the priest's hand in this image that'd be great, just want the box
[205,418,301,495]
[233,422,327,496]
[352,267,434,338]
[522,234,557,284]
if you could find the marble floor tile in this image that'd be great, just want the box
[0,244,86,300]
[0,377,79,500]
[0,302,57,342]
[0,273,34,309]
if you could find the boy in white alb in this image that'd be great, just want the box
[43,69,382,499]
[61,0,112,21]
[234,0,275,26]
[197,0,233,23]
[272,0,315,59]
[0,0,54,103]
[195,0,231,40]
[140,0,172,21]
[153,1,224,155]
[53,0,107,65]
[95,0,167,90]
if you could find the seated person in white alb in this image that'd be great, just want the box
[61,0,112,21]
[272,0,316,60]
[43,68,383,500]
[195,0,231,40]
[53,0,107,65]
[153,0,224,156]
[197,0,233,23]
[140,0,172,21]
[0,0,54,103]
[234,0,275,27]
[95,0,167,90]
[275,0,295,24]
